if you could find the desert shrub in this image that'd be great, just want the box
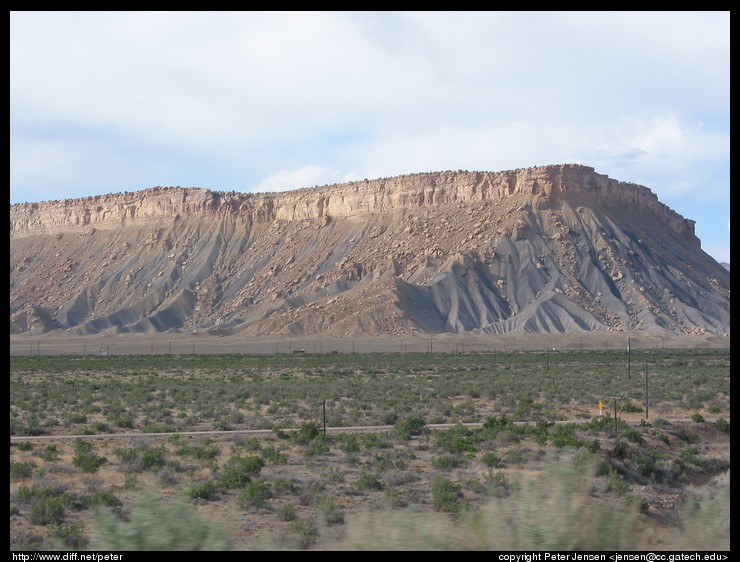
[431,476,469,514]
[305,435,331,457]
[65,413,87,425]
[382,469,417,487]
[361,433,392,449]
[39,444,60,461]
[156,468,179,487]
[29,497,65,525]
[50,521,88,549]
[481,452,502,468]
[502,449,531,465]
[395,416,426,440]
[291,421,321,445]
[621,400,643,413]
[15,441,33,451]
[482,414,514,434]
[72,440,106,473]
[141,447,166,471]
[80,490,122,509]
[91,494,231,550]
[237,436,261,451]
[315,495,345,526]
[320,466,345,484]
[432,454,467,471]
[714,417,730,434]
[277,502,296,521]
[433,424,477,453]
[496,430,521,445]
[603,468,631,496]
[261,446,287,464]
[238,480,272,509]
[672,428,699,444]
[177,440,219,460]
[338,434,360,453]
[383,488,407,508]
[691,413,705,423]
[114,447,140,471]
[230,454,264,475]
[92,421,111,433]
[627,450,663,483]
[273,478,301,496]
[620,427,644,444]
[112,413,134,429]
[707,404,722,414]
[219,466,251,489]
[189,481,218,501]
[357,471,384,492]
[289,517,319,549]
[551,425,584,448]
[10,460,36,480]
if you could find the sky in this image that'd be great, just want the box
[10,11,730,263]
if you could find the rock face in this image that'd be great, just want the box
[9,164,730,336]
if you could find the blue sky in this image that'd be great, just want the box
[10,11,730,263]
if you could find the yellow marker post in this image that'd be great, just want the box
[599,401,604,416]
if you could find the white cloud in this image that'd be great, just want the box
[254,165,358,193]
[9,11,729,262]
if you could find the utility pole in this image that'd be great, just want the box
[607,396,621,436]
[322,400,327,436]
[645,360,649,420]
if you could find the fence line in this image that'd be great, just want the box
[9,332,730,357]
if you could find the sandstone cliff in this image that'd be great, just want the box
[10,164,730,336]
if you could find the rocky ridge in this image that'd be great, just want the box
[9,164,730,337]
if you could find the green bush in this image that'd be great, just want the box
[10,460,36,480]
[620,427,644,444]
[433,424,477,453]
[177,440,219,460]
[714,417,730,434]
[395,416,426,440]
[290,517,319,549]
[15,441,33,451]
[91,494,231,550]
[238,480,272,509]
[273,478,301,496]
[551,425,584,448]
[72,440,106,473]
[40,444,60,461]
[431,476,469,514]
[141,447,166,471]
[432,454,467,471]
[357,471,384,491]
[315,495,345,526]
[29,497,65,525]
[219,455,263,489]
[189,481,218,501]
[261,446,287,464]
[278,502,296,521]
[691,413,705,423]
[50,521,88,549]
[481,452,502,467]
[291,421,321,445]
[362,433,392,449]
[338,434,360,453]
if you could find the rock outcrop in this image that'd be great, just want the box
[10,164,730,337]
